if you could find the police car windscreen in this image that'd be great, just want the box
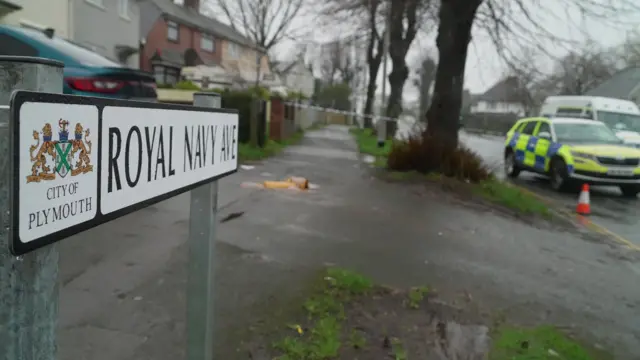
[554,122,623,144]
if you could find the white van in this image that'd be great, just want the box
[540,96,640,147]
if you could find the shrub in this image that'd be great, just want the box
[174,80,201,90]
[387,133,491,183]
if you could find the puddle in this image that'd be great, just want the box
[363,154,376,164]
[434,320,490,359]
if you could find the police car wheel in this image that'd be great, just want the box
[620,185,640,198]
[550,158,569,191]
[504,151,520,178]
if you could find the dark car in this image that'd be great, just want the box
[0,25,157,101]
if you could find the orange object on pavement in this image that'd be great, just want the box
[287,176,309,190]
[263,181,296,189]
[576,184,591,215]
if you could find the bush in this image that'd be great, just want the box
[174,80,201,90]
[387,133,491,183]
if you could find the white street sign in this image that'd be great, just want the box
[17,102,99,244]
[10,91,238,255]
[100,106,238,214]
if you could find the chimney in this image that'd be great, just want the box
[183,0,200,11]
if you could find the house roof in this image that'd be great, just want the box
[584,67,640,99]
[476,76,526,103]
[148,0,262,51]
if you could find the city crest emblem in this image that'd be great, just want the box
[54,120,73,178]
[26,119,93,183]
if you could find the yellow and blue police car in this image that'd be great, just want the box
[504,117,640,196]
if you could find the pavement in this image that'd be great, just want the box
[57,125,640,359]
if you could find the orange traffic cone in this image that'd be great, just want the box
[576,184,591,215]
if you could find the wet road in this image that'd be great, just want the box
[459,131,640,245]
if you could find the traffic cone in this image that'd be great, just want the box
[576,184,591,215]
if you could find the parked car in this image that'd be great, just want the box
[504,116,640,196]
[0,25,157,101]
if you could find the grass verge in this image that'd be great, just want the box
[269,267,606,359]
[491,325,612,360]
[239,130,304,162]
[350,127,551,219]
[349,128,391,164]
[474,179,551,218]
[272,267,373,359]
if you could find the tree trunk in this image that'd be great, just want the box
[385,62,408,137]
[426,0,482,148]
[363,71,378,128]
[363,40,384,129]
[419,59,436,123]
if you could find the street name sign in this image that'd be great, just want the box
[10,91,238,255]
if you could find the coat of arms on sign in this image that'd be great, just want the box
[27,118,93,183]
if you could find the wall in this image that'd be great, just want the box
[220,40,270,79]
[282,61,314,97]
[1,0,70,38]
[73,0,140,67]
[461,112,520,135]
[141,16,223,72]
[471,100,525,116]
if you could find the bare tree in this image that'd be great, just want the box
[551,45,618,95]
[207,0,306,52]
[507,42,618,115]
[425,0,640,148]
[618,30,640,68]
[318,40,342,85]
[385,0,434,125]
[320,0,386,128]
[412,52,436,122]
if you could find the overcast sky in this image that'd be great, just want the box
[207,0,640,102]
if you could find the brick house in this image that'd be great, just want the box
[139,0,268,88]
[139,0,225,85]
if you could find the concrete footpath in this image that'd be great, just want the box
[58,126,640,359]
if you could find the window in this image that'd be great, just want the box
[167,21,179,42]
[228,42,239,58]
[201,33,214,52]
[596,111,640,132]
[118,0,129,18]
[555,107,591,119]
[536,122,551,137]
[520,121,537,135]
[554,122,622,144]
[0,34,38,57]
[153,65,180,86]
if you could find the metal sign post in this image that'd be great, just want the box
[187,92,222,360]
[0,56,64,360]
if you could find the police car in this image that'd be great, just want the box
[504,117,640,197]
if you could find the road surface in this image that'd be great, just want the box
[460,131,640,246]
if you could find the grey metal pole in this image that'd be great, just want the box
[0,56,64,360]
[186,92,221,360]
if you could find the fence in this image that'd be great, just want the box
[157,88,412,143]
[461,112,520,136]
[157,89,366,146]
